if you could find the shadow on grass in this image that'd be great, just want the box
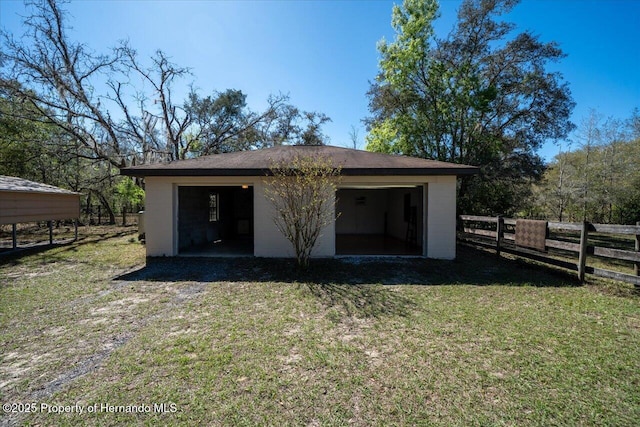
[302,282,417,318]
[0,231,135,266]
[116,245,580,288]
[115,245,585,319]
[114,245,587,319]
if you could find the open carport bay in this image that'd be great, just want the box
[335,187,423,255]
[177,186,253,256]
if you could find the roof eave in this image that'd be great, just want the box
[120,167,479,177]
[0,188,83,196]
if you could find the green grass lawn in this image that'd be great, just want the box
[1,227,639,426]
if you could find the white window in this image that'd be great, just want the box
[209,192,219,222]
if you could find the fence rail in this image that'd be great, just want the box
[458,215,640,287]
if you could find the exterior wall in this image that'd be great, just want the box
[142,174,456,260]
[143,175,335,258]
[0,191,80,225]
[252,179,292,257]
[425,176,457,259]
[144,178,176,256]
[254,178,335,258]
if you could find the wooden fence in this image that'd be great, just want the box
[458,215,640,287]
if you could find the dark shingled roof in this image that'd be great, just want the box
[120,145,478,177]
[0,175,80,195]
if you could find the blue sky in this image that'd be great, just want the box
[1,0,638,161]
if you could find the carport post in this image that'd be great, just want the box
[48,220,53,245]
[12,224,17,249]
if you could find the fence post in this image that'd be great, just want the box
[577,220,589,282]
[634,221,639,277]
[98,205,102,225]
[48,220,53,245]
[12,224,17,249]
[496,216,504,257]
[74,219,79,242]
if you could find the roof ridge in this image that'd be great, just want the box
[121,145,478,178]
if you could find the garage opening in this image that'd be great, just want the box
[335,187,423,256]
[178,186,253,256]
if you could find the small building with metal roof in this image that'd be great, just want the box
[0,176,81,249]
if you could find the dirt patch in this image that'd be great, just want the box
[0,274,212,427]
[91,296,149,315]
[281,349,302,366]
[32,333,131,401]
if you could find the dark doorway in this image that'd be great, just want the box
[178,186,253,256]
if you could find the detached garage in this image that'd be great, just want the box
[121,145,478,260]
[0,175,81,249]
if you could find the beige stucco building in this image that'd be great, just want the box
[121,146,477,260]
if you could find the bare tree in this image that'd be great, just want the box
[544,147,580,221]
[534,109,640,223]
[574,109,602,221]
[1,0,332,163]
[115,47,192,162]
[264,155,341,268]
[0,0,192,167]
[1,0,127,167]
[0,0,200,220]
[0,0,338,222]
[348,125,360,149]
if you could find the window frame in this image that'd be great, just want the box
[209,192,219,222]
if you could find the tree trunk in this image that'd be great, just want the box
[458,176,472,213]
[85,193,92,217]
[94,191,117,225]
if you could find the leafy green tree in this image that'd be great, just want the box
[184,91,298,157]
[252,105,332,147]
[0,86,82,187]
[184,89,253,156]
[613,175,640,225]
[366,0,574,215]
[296,111,332,146]
[0,91,48,179]
[114,177,145,224]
